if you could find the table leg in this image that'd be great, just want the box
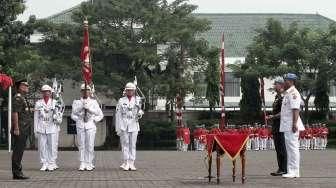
[216,148,221,184]
[240,146,246,184]
[208,154,212,182]
[232,159,236,182]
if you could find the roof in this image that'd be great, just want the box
[44,6,335,57]
[196,13,334,57]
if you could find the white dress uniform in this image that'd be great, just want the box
[34,98,59,171]
[280,85,305,178]
[71,97,103,171]
[115,95,143,171]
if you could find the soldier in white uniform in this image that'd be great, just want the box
[71,84,104,171]
[115,82,144,171]
[34,85,59,171]
[280,73,305,178]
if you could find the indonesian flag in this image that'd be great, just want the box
[80,20,92,84]
[0,74,13,90]
[219,33,226,129]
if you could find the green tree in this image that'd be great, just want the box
[0,0,38,78]
[314,67,329,119]
[37,0,210,105]
[231,19,336,122]
[205,48,219,117]
[239,65,262,123]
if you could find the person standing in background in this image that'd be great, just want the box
[267,77,287,176]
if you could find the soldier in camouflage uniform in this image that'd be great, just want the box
[11,79,33,180]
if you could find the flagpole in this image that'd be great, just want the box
[8,86,12,152]
[260,77,267,126]
[83,19,89,122]
[219,33,226,130]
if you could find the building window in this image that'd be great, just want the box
[224,72,240,97]
[193,72,240,97]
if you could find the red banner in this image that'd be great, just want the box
[0,74,13,90]
[206,132,248,160]
[80,20,92,84]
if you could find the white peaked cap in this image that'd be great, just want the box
[125,82,136,90]
[80,83,91,91]
[41,85,52,91]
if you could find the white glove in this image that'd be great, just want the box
[116,130,121,136]
[34,132,38,138]
[83,101,90,110]
[137,110,144,119]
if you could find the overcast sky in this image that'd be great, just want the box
[18,0,336,22]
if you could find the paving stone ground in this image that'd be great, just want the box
[0,150,335,188]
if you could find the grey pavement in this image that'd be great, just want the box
[0,150,335,188]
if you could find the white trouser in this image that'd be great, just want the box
[313,137,317,149]
[318,137,323,149]
[54,130,59,164]
[260,138,267,150]
[284,131,300,176]
[77,128,96,165]
[267,138,274,150]
[246,139,251,150]
[38,133,58,165]
[304,139,310,150]
[322,138,327,149]
[300,138,305,149]
[120,131,138,162]
[252,137,259,150]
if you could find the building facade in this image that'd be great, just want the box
[15,7,335,147]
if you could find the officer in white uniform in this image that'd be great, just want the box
[115,82,144,171]
[279,73,305,178]
[71,84,104,171]
[34,85,59,171]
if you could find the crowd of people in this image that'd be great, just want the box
[189,123,330,151]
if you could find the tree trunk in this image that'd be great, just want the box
[170,100,174,122]
[302,94,311,124]
[209,107,214,119]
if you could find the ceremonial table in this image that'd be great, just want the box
[206,133,249,184]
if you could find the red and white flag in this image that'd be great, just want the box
[219,33,226,129]
[80,20,92,84]
[0,74,13,90]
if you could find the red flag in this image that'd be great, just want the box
[80,20,92,84]
[219,33,226,129]
[0,74,13,90]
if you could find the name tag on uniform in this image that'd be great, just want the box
[43,117,50,122]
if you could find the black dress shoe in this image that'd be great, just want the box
[270,171,286,176]
[13,174,30,180]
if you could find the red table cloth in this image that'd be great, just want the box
[206,133,249,160]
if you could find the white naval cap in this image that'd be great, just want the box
[80,83,91,91]
[125,82,136,90]
[41,84,52,91]
[273,77,284,84]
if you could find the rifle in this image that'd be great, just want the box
[52,78,65,124]
[133,76,146,119]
